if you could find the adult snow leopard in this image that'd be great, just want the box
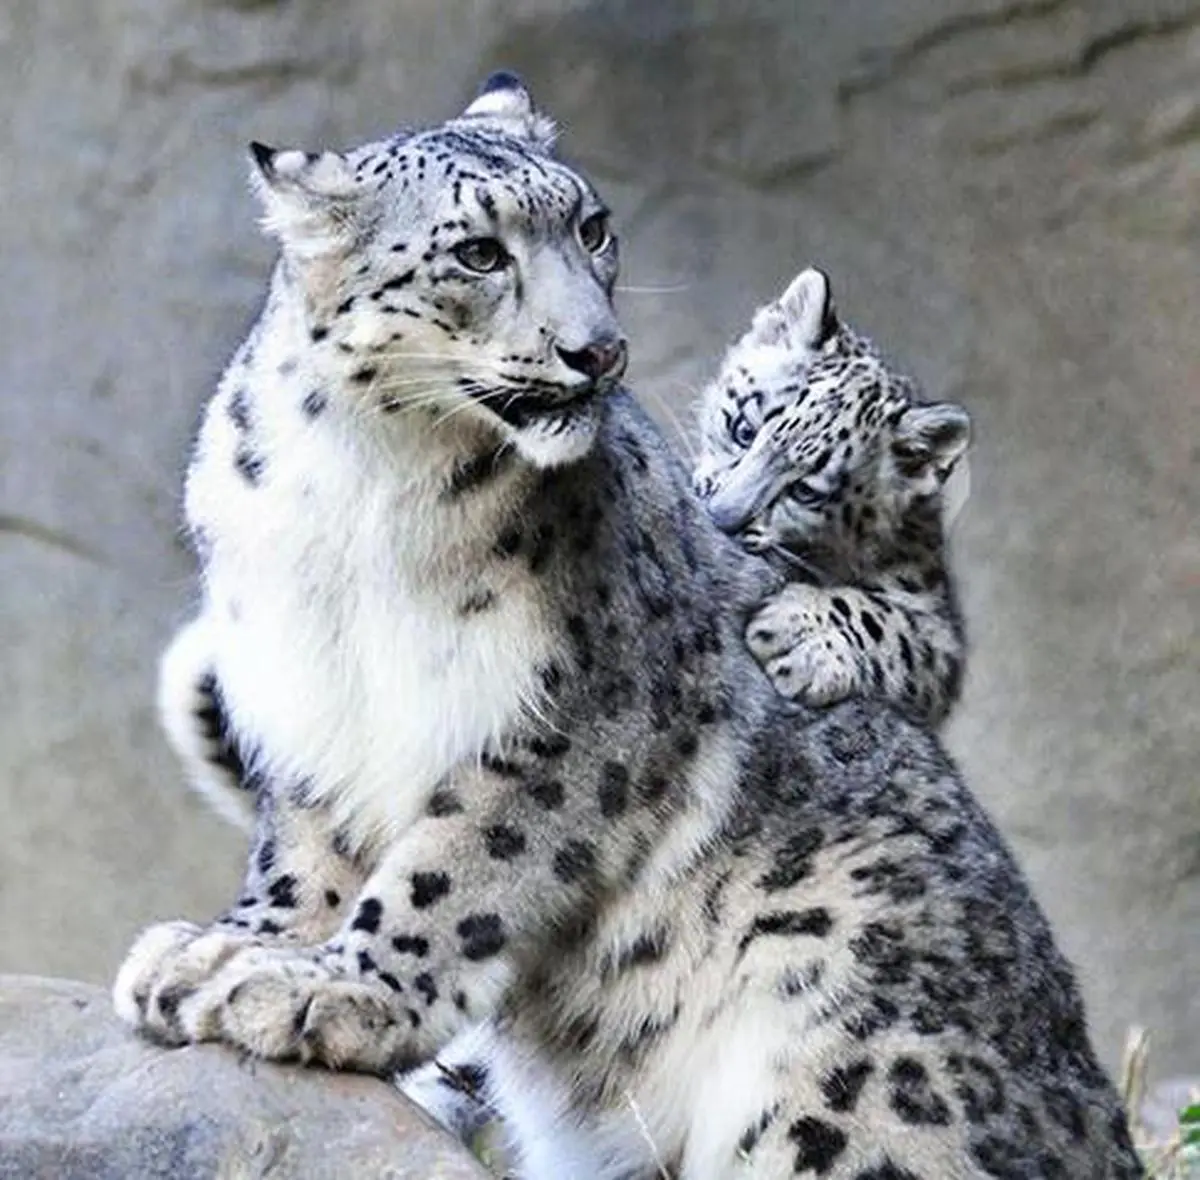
[114,74,1141,1180]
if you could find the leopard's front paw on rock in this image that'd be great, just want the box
[213,950,420,1074]
[112,920,258,1042]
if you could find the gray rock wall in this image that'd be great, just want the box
[1,0,1196,1079]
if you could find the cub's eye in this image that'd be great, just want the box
[453,237,508,273]
[731,417,757,448]
[578,212,611,254]
[786,481,828,508]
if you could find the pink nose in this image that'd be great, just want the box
[556,334,627,382]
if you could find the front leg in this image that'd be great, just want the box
[746,582,866,706]
[118,755,625,1075]
[113,790,365,1044]
[746,581,961,725]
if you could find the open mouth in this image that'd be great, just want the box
[475,381,606,432]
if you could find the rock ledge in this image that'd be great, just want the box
[0,975,488,1180]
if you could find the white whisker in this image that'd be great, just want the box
[640,385,698,461]
[614,283,691,295]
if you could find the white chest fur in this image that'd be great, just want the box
[187,398,556,848]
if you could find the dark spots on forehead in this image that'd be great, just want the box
[350,365,378,385]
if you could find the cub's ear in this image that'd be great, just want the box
[746,266,838,350]
[778,267,838,349]
[893,402,971,480]
[458,71,557,151]
[248,142,362,259]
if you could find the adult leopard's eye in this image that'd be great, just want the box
[453,237,507,273]
[578,212,610,254]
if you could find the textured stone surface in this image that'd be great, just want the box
[0,976,488,1179]
[0,0,1196,1082]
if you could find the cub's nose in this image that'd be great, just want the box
[556,333,628,382]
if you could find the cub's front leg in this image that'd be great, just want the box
[113,792,365,1047]
[114,760,606,1076]
[746,581,961,726]
[746,582,867,706]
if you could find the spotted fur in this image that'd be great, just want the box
[115,75,1141,1180]
[693,269,969,729]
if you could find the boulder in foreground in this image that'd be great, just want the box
[0,975,489,1180]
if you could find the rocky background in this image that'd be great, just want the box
[0,0,1196,1086]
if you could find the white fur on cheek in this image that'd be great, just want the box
[510,414,600,469]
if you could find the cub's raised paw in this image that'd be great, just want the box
[746,588,821,663]
[747,588,859,707]
[765,642,855,706]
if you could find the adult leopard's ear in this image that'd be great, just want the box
[248,142,361,260]
[778,267,839,349]
[892,402,971,483]
[458,71,558,151]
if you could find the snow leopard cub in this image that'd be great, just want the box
[693,268,970,729]
[114,75,1141,1180]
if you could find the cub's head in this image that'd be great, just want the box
[693,268,970,571]
[251,73,625,468]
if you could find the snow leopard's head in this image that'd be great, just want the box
[250,73,625,468]
[693,268,970,571]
